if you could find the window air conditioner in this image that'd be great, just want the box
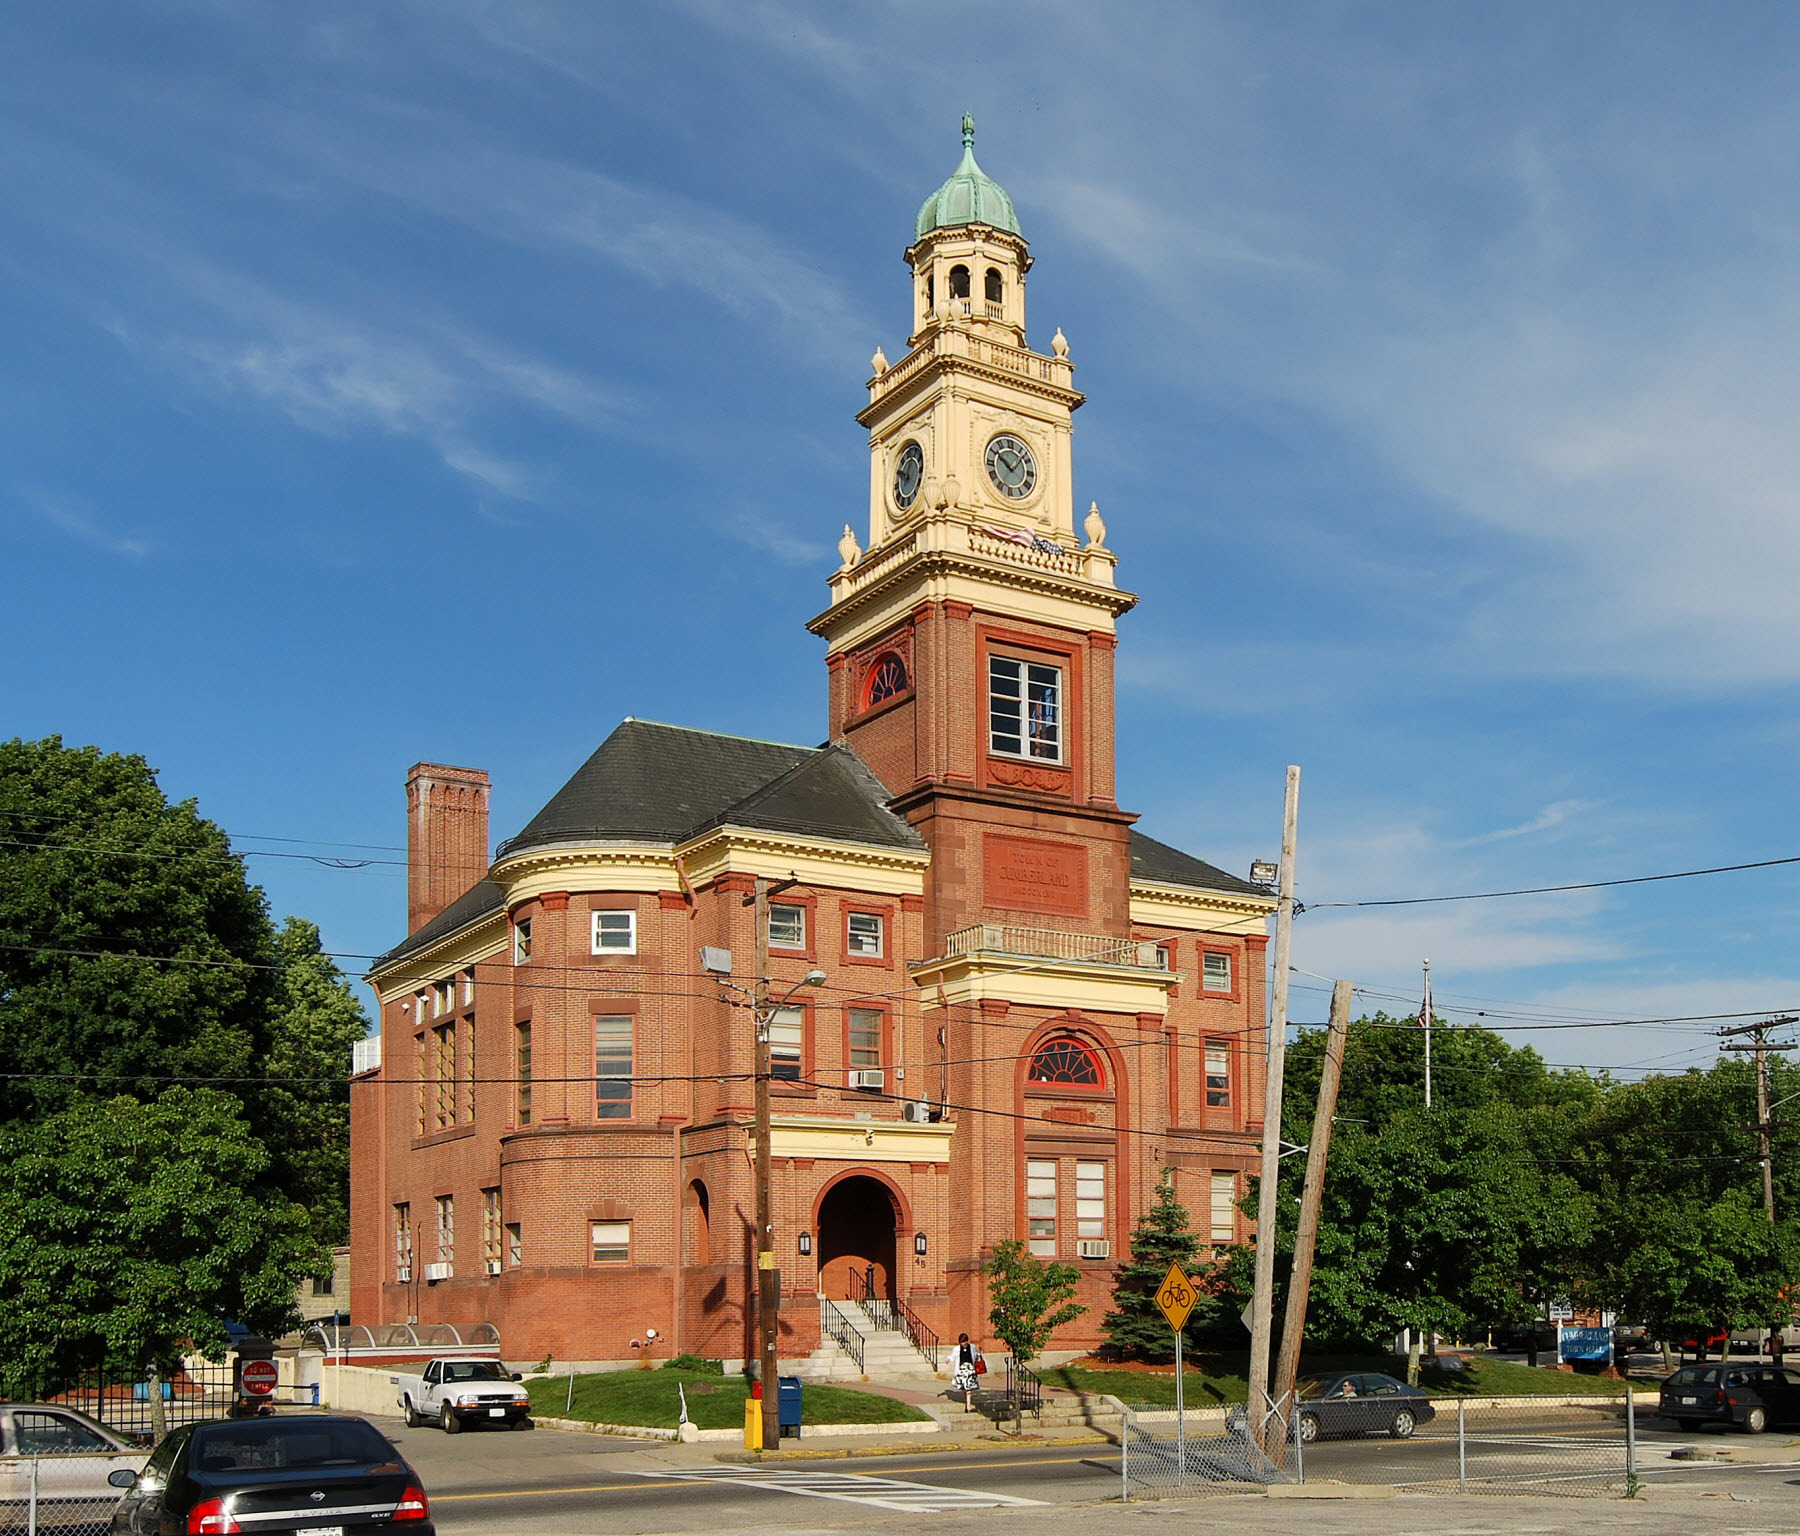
[423,1262,452,1282]
[484,1260,502,1276]
[1077,1240,1111,1260]
[395,1267,412,1283]
[848,1069,885,1090]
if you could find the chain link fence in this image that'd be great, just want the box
[0,1459,125,1535]
[1119,1389,1641,1500]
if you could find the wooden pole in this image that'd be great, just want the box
[1246,765,1300,1454]
[753,877,779,1449]
[1272,979,1352,1438]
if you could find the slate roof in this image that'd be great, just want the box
[373,720,924,972]
[1129,830,1271,899]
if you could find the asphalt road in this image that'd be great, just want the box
[368,1408,1800,1536]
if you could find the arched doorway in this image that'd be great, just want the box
[816,1175,898,1300]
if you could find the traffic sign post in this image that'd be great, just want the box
[240,1359,278,1399]
[1157,1263,1197,1479]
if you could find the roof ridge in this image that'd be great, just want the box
[619,717,818,754]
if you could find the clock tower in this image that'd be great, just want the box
[810,118,1141,955]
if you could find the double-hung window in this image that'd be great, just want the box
[515,1022,532,1125]
[435,1194,455,1271]
[513,918,532,965]
[1210,1172,1236,1244]
[394,1204,412,1281]
[591,1220,630,1262]
[1027,1160,1057,1255]
[433,1024,456,1130]
[769,903,806,951]
[989,655,1062,762]
[1076,1162,1106,1242]
[595,1016,632,1118]
[847,912,884,957]
[1202,952,1233,993]
[592,910,636,954]
[848,1008,882,1079]
[770,1006,804,1080]
[1205,1039,1231,1108]
[482,1189,501,1273]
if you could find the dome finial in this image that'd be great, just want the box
[961,112,974,150]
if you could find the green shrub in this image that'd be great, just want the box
[661,1353,724,1375]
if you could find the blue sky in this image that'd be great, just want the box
[7,2,1800,1076]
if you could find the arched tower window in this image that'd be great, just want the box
[948,265,970,300]
[925,273,934,311]
[1028,1035,1103,1087]
[985,267,1003,304]
[865,653,909,707]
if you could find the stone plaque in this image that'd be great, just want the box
[983,833,1088,918]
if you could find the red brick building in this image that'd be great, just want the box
[349,123,1276,1367]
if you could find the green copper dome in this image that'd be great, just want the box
[914,115,1021,241]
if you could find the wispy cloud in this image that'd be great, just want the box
[26,492,149,558]
[1459,798,1595,846]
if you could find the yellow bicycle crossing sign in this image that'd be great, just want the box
[1156,1262,1196,1331]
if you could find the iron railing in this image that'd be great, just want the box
[1006,1356,1042,1419]
[846,1267,941,1371]
[818,1297,865,1372]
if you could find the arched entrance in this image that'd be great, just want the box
[816,1175,898,1300]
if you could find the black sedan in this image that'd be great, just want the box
[1294,1373,1437,1443]
[109,1414,433,1534]
[1659,1363,1800,1434]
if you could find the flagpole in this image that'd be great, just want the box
[1421,958,1432,1110]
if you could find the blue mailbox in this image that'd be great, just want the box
[777,1376,803,1439]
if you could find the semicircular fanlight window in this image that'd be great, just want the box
[866,654,909,706]
[1028,1035,1102,1087]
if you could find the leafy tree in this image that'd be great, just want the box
[1102,1171,1209,1360]
[985,1238,1087,1364]
[259,918,370,1247]
[0,1089,321,1390]
[0,737,278,1121]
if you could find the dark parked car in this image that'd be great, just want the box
[1659,1363,1800,1434]
[1294,1373,1437,1443]
[109,1414,432,1534]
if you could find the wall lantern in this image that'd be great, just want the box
[914,1231,928,1257]
[798,1231,812,1256]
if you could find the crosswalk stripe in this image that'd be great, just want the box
[626,1467,1046,1512]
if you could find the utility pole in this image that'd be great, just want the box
[1247,765,1300,1455]
[1421,958,1432,1110]
[1720,1015,1797,1224]
[1273,978,1353,1435]
[751,876,779,1451]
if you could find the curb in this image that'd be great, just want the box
[531,1415,942,1443]
[715,1432,1111,1463]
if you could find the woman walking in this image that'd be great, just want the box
[950,1333,985,1410]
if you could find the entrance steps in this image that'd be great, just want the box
[792,1299,943,1383]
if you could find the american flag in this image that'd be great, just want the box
[982,525,1065,557]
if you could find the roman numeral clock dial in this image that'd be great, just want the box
[984,433,1037,499]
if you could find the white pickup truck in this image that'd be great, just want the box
[393,1358,532,1432]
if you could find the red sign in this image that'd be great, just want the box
[240,1359,279,1397]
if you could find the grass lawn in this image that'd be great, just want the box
[526,1369,930,1430]
[1042,1352,1633,1409]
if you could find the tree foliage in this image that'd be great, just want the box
[985,1239,1087,1364]
[1102,1172,1228,1360]
[0,1090,321,1388]
[0,737,367,1362]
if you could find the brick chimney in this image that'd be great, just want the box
[406,763,491,933]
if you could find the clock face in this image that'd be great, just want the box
[893,441,924,511]
[985,434,1037,499]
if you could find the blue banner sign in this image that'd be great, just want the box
[1560,1326,1612,1361]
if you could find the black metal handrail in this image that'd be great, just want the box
[1007,1356,1043,1419]
[848,1267,941,1370]
[892,1294,941,1370]
[819,1296,865,1372]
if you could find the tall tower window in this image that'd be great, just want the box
[595,1016,633,1119]
[985,267,1003,303]
[989,656,1062,761]
[948,264,970,300]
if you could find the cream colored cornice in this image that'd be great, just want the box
[368,917,508,1000]
[1130,881,1275,939]
[756,1113,954,1167]
[487,843,680,905]
[910,949,1177,1017]
[678,826,928,897]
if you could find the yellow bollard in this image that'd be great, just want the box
[744,1395,762,1450]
